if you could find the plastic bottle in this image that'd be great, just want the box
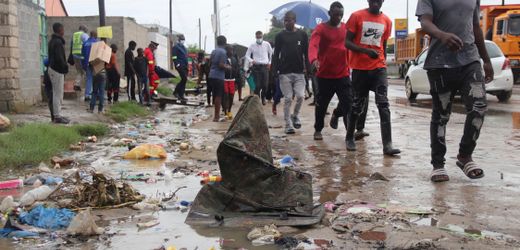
[0,179,24,190]
[200,176,222,185]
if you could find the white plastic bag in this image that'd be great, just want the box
[19,185,52,206]
[66,208,104,236]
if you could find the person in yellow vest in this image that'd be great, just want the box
[71,25,90,101]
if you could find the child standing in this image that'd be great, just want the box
[106,44,121,103]
[134,48,150,106]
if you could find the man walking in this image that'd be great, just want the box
[272,11,309,134]
[245,31,273,105]
[144,41,160,97]
[417,0,492,182]
[71,25,89,100]
[345,0,401,156]
[81,31,98,106]
[125,41,137,101]
[48,22,69,124]
[308,2,352,142]
[173,34,189,100]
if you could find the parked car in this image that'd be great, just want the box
[405,40,514,102]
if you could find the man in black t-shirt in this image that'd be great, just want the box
[272,11,310,134]
[124,41,137,101]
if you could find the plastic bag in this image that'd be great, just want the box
[123,144,167,160]
[19,205,75,230]
[19,185,52,206]
[0,196,19,213]
[66,208,104,236]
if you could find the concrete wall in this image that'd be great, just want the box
[147,32,168,70]
[0,0,43,112]
[17,0,41,105]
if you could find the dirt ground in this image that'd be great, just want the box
[1,81,519,249]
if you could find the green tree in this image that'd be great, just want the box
[187,44,200,54]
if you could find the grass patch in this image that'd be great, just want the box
[0,123,108,168]
[73,123,109,136]
[156,85,172,96]
[168,77,198,89]
[107,101,150,123]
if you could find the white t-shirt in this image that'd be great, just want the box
[245,41,273,65]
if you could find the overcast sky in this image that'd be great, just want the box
[65,0,520,50]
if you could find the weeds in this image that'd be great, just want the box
[0,123,108,168]
[106,101,150,123]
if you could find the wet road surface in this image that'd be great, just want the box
[0,80,519,249]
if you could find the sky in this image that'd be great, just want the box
[64,0,520,51]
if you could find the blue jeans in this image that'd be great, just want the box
[90,70,107,112]
[137,74,150,105]
[85,67,93,98]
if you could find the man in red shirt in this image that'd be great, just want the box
[144,41,160,97]
[345,0,400,156]
[308,1,351,142]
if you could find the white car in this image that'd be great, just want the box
[405,40,514,102]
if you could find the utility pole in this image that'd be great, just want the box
[169,0,173,69]
[406,0,409,35]
[198,18,202,50]
[98,0,106,26]
[214,0,218,48]
[204,35,207,52]
[502,0,505,5]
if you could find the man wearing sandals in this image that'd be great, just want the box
[416,0,493,182]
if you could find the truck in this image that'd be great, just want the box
[480,4,520,83]
[395,29,428,78]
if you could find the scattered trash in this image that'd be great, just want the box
[19,205,75,230]
[123,144,167,160]
[38,162,52,173]
[324,202,337,212]
[0,113,10,131]
[48,171,144,209]
[247,224,282,242]
[51,157,74,167]
[313,239,333,248]
[277,155,295,168]
[179,142,190,151]
[24,174,62,186]
[132,201,161,211]
[359,231,387,241]
[252,235,275,246]
[137,220,160,229]
[66,208,104,236]
[19,185,52,206]
[275,237,300,249]
[0,196,19,213]
[0,179,23,190]
[200,176,222,185]
[369,172,389,181]
[54,163,61,169]
[87,136,98,143]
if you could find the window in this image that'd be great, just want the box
[496,20,505,35]
[508,17,520,36]
[416,51,427,65]
[485,42,504,58]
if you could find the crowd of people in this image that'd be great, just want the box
[45,0,492,183]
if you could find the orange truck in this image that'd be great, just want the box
[481,4,520,83]
[395,29,428,78]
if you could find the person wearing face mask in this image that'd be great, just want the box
[245,31,273,105]
[172,34,189,100]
